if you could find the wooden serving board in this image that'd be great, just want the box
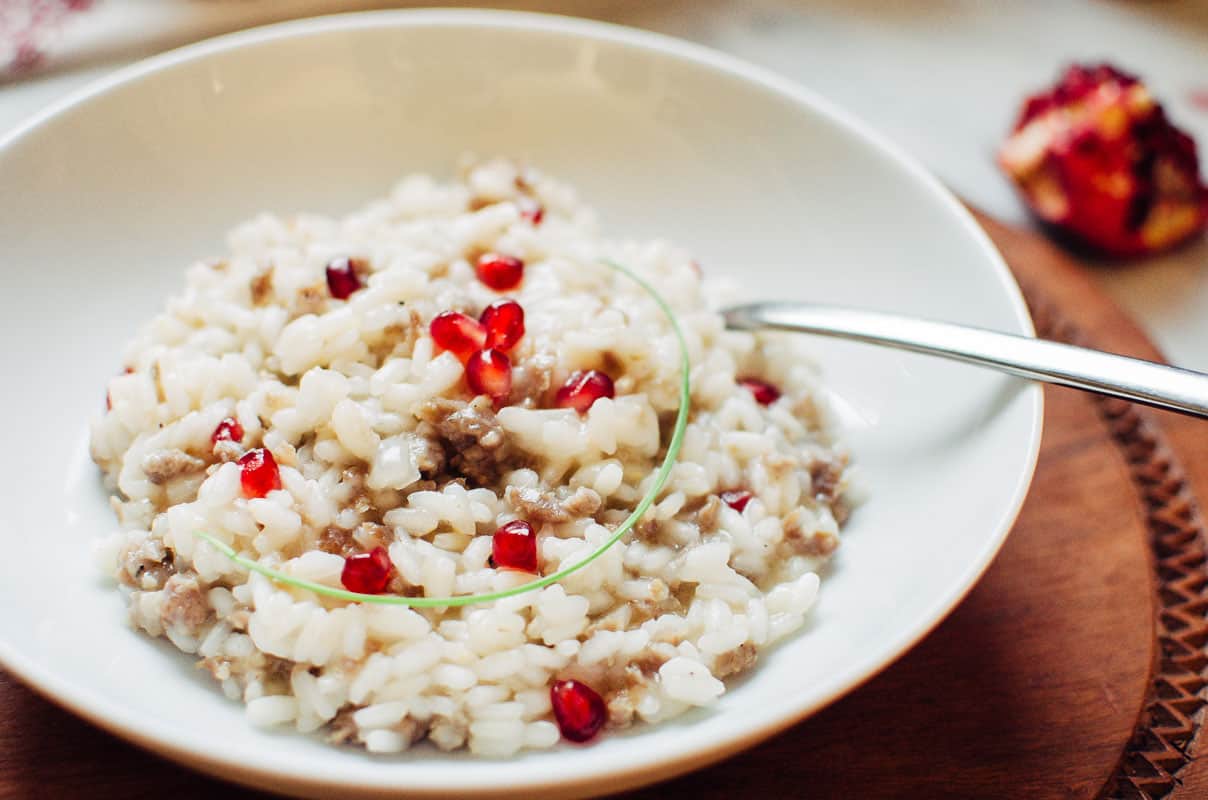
[2,212,1205,799]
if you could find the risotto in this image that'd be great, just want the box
[90,158,851,755]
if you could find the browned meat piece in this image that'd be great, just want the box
[562,486,603,516]
[249,268,274,306]
[198,656,233,682]
[696,495,722,533]
[782,508,840,558]
[508,353,556,406]
[141,448,205,485]
[605,689,636,729]
[417,396,511,485]
[326,708,359,745]
[318,526,359,558]
[628,654,667,677]
[832,499,851,526]
[371,308,422,362]
[506,486,570,523]
[713,642,757,678]
[809,457,845,501]
[120,537,174,590]
[410,428,447,477]
[161,574,209,631]
[505,486,602,524]
[296,285,326,316]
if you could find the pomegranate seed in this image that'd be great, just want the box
[211,417,245,446]
[720,490,753,512]
[476,253,524,291]
[491,520,538,572]
[739,377,780,405]
[466,348,512,404]
[480,299,525,351]
[341,546,392,594]
[550,679,607,743]
[520,199,545,226]
[325,257,363,300]
[430,311,487,362]
[554,370,615,414]
[238,448,281,499]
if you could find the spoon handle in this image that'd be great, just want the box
[723,302,1208,418]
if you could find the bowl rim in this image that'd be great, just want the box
[0,8,1043,797]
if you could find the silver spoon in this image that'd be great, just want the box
[723,302,1208,418]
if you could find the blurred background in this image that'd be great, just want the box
[4,0,1207,365]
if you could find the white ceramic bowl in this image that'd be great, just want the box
[0,10,1041,799]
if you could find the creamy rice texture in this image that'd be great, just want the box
[90,158,851,755]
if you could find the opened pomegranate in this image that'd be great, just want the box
[341,546,392,594]
[999,63,1207,257]
[491,520,538,572]
[550,679,607,743]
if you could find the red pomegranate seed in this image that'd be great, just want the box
[238,448,281,499]
[479,299,525,351]
[520,200,545,226]
[554,370,615,414]
[466,348,512,404]
[325,257,364,300]
[720,490,753,512]
[430,311,487,362]
[341,546,392,594]
[739,377,780,406]
[550,679,607,743]
[475,253,524,291]
[211,416,245,446]
[491,520,538,572]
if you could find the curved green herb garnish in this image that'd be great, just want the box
[195,258,691,608]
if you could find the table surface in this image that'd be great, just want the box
[3,0,1207,367]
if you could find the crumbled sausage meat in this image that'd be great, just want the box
[141,448,205,485]
[318,526,359,558]
[508,352,557,406]
[326,708,359,745]
[505,486,602,524]
[417,396,510,485]
[809,457,845,501]
[782,508,840,558]
[249,268,274,306]
[696,495,722,533]
[296,285,326,316]
[713,642,757,678]
[120,537,174,590]
[161,574,209,631]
